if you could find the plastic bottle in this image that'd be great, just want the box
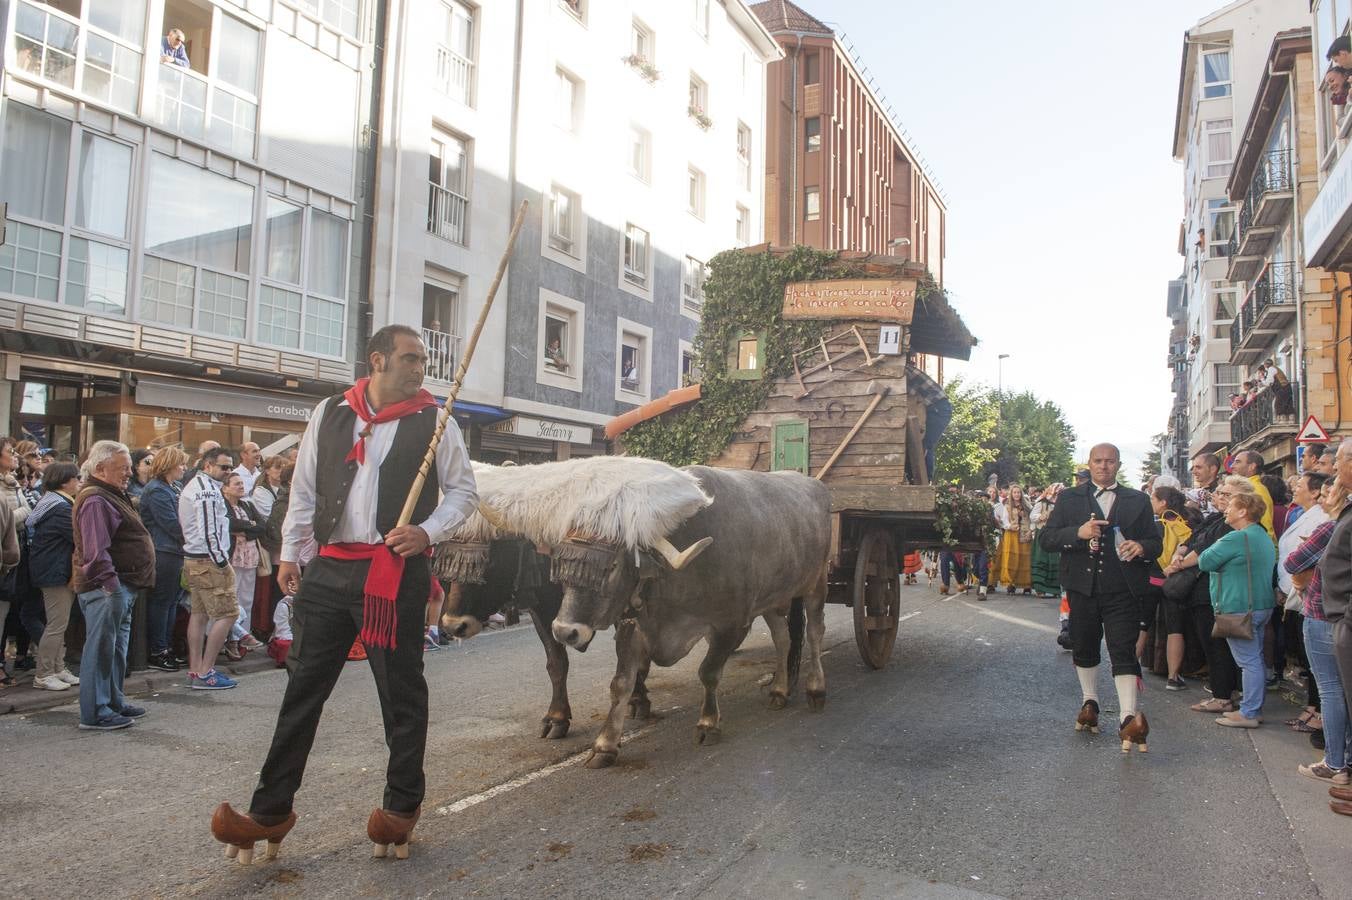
[1113,526,1128,561]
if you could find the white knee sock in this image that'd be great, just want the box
[1076,665,1099,702]
[1115,674,1139,721]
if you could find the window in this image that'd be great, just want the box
[688,72,708,118]
[537,290,584,390]
[264,196,303,284]
[66,237,128,314]
[548,184,580,257]
[1201,49,1231,99]
[680,341,700,386]
[154,2,261,157]
[1207,199,1234,259]
[0,104,70,227]
[805,117,822,153]
[1214,363,1241,410]
[805,187,821,221]
[631,18,653,62]
[1203,119,1232,179]
[622,222,649,289]
[736,121,752,190]
[616,319,652,401]
[74,133,132,239]
[13,0,144,114]
[0,221,62,303]
[628,124,651,182]
[428,131,470,245]
[435,0,476,105]
[560,0,585,21]
[729,329,764,380]
[687,166,706,219]
[288,0,361,36]
[682,255,707,311]
[555,67,581,133]
[691,0,709,37]
[257,201,349,355]
[735,204,750,246]
[1212,281,1238,320]
[804,52,820,85]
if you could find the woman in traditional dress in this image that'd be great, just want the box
[1030,483,1062,597]
[995,483,1033,594]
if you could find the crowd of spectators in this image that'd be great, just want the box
[1229,359,1293,418]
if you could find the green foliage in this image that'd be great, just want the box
[933,376,998,488]
[934,484,1000,553]
[1139,433,1165,484]
[992,391,1077,487]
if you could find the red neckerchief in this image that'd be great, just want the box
[342,377,437,465]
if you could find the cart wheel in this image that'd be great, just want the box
[852,528,900,669]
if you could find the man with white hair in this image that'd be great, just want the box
[72,441,156,731]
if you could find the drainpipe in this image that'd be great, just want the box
[789,33,802,243]
[1274,62,1309,429]
[365,0,398,377]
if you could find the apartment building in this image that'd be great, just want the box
[1223,28,1319,474]
[750,0,947,378]
[493,0,781,460]
[1301,1,1352,447]
[0,0,376,453]
[1166,0,1306,472]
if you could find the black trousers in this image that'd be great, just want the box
[1068,588,1140,677]
[1189,603,1238,701]
[250,555,431,817]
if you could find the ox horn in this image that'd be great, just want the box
[652,536,713,571]
[478,503,509,530]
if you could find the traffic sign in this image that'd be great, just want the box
[1297,415,1331,443]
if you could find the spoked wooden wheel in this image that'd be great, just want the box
[852,528,900,669]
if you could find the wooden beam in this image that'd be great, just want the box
[815,387,889,479]
[827,483,937,513]
[905,415,929,486]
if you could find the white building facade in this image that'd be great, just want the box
[1166,0,1306,469]
[0,0,375,452]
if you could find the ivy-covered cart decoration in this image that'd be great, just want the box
[609,244,979,670]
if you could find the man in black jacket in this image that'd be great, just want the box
[1039,443,1162,750]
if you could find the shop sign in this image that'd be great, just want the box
[486,415,593,445]
[782,278,916,322]
[135,377,319,423]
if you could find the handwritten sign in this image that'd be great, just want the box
[782,278,916,322]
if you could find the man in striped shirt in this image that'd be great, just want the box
[179,446,239,690]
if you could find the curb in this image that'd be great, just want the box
[0,652,281,716]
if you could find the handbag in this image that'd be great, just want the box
[1211,532,1254,641]
[1161,566,1200,602]
[257,544,273,577]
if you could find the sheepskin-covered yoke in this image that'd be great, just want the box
[442,456,711,551]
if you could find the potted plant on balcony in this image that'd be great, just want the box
[688,104,713,130]
[622,54,660,83]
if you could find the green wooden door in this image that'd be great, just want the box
[772,420,809,474]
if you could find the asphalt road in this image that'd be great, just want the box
[2,585,1344,899]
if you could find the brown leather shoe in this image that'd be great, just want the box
[367,806,421,859]
[1075,699,1100,734]
[1331,799,1352,817]
[1330,785,1352,802]
[1119,711,1150,753]
[210,802,297,864]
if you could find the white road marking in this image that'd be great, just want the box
[958,600,1059,635]
[897,610,924,623]
[433,722,660,817]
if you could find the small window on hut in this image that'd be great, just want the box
[728,329,764,380]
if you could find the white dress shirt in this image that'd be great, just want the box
[1092,483,1117,519]
[281,395,478,563]
[233,463,259,494]
[1276,505,1329,594]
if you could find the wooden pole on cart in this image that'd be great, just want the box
[396,199,529,527]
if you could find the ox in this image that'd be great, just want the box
[549,465,832,768]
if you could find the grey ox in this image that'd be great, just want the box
[550,465,832,768]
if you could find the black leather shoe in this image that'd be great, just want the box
[148,652,180,672]
[1056,624,1073,650]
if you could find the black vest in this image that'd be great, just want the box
[312,393,441,546]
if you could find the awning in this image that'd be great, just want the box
[135,376,319,424]
[446,399,511,421]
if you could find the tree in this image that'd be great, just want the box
[933,377,998,488]
[990,391,1077,487]
[1139,433,1165,484]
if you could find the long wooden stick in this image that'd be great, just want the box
[397,199,529,527]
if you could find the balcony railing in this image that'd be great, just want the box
[1249,148,1293,206]
[1229,315,1243,360]
[427,182,469,245]
[1231,261,1298,360]
[1252,260,1298,320]
[1230,380,1298,446]
[422,327,462,383]
[434,45,474,105]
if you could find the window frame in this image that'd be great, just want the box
[681,254,707,315]
[542,182,586,273]
[628,123,652,184]
[615,316,652,403]
[428,127,471,246]
[736,121,752,190]
[1200,48,1232,99]
[688,72,708,118]
[691,0,709,39]
[687,165,706,220]
[434,0,478,107]
[536,288,586,392]
[554,65,582,134]
[679,338,698,387]
[805,116,822,153]
[735,204,750,246]
[10,0,146,116]
[805,186,821,221]
[1202,118,1233,180]
[631,17,654,63]
[1206,199,1234,259]
[620,220,651,297]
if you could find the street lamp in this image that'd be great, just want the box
[998,353,1010,395]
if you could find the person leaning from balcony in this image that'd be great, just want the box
[1231,450,1277,543]
[161,28,190,68]
[1230,392,1245,412]
[139,446,188,672]
[545,337,569,372]
[27,462,80,692]
[1327,65,1350,107]
[72,441,155,731]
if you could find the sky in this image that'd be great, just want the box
[816,0,1239,480]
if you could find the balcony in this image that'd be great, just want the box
[1248,149,1294,228]
[1226,230,1261,282]
[427,183,469,245]
[1230,261,1298,363]
[422,327,461,384]
[1234,193,1275,260]
[1230,380,1299,448]
[434,44,474,105]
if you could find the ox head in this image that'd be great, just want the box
[549,532,712,651]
